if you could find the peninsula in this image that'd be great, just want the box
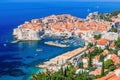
[13,10,120,80]
[13,11,120,43]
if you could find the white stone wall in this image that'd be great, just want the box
[102,32,118,40]
[13,28,41,40]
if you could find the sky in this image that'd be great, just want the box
[1,0,120,2]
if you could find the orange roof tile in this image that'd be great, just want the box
[97,38,109,45]
[90,67,102,75]
[110,54,119,65]
[88,48,94,53]
[94,55,100,61]
[83,63,88,68]
[110,42,116,49]
[95,67,120,80]
[103,50,109,56]
[95,72,115,80]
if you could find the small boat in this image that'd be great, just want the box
[11,40,20,44]
[73,43,77,46]
[87,8,90,12]
[35,53,38,56]
[3,44,7,47]
[63,40,69,43]
[36,48,42,52]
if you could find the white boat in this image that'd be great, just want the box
[87,8,90,12]
[63,40,69,43]
[35,53,38,56]
[3,44,7,47]
[11,40,20,43]
[36,48,42,52]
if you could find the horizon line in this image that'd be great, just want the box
[1,1,120,3]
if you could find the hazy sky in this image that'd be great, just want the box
[1,0,120,2]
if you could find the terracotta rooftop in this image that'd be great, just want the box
[88,48,94,53]
[93,55,100,61]
[110,42,116,49]
[110,54,119,65]
[95,68,120,80]
[20,14,111,32]
[90,67,102,75]
[92,38,109,45]
[103,49,109,56]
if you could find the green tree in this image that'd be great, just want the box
[94,34,101,40]
[78,59,83,68]
[111,27,118,32]
[88,52,92,69]
[31,64,94,80]
[93,46,103,56]
[115,37,120,49]
[110,10,120,17]
[109,65,116,71]
[104,59,114,69]
[87,42,93,48]
[101,54,105,76]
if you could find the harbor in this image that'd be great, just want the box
[1,1,120,80]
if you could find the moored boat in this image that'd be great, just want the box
[36,48,42,52]
[11,40,20,43]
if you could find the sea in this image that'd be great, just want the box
[0,2,120,80]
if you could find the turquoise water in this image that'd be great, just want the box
[0,2,120,80]
[0,38,84,80]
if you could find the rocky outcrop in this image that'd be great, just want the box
[13,28,42,40]
[86,12,100,21]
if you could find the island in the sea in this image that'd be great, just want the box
[13,10,120,80]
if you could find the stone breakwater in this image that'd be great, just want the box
[13,12,115,41]
[44,41,69,48]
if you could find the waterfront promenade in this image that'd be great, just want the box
[37,46,87,71]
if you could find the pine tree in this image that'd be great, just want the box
[101,54,105,76]
[64,68,67,77]
[78,58,83,68]
[88,52,92,69]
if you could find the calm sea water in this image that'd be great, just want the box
[0,2,120,80]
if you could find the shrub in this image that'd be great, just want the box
[104,59,114,69]
[94,34,101,40]
[111,27,118,32]
[109,65,116,71]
